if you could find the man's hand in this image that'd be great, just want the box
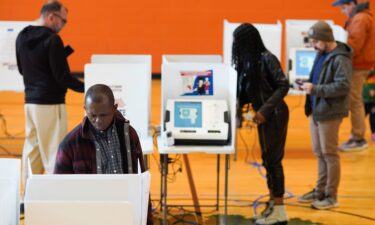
[301,82,314,94]
[253,112,266,125]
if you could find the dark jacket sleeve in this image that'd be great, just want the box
[48,34,84,93]
[15,35,23,75]
[258,54,290,119]
[54,140,74,174]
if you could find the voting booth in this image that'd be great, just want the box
[288,47,317,83]
[285,19,333,70]
[158,55,237,225]
[223,19,282,65]
[159,55,237,154]
[0,21,35,92]
[0,158,21,225]
[285,19,348,94]
[163,55,222,64]
[165,99,230,145]
[25,172,150,225]
[285,19,347,79]
[85,55,153,154]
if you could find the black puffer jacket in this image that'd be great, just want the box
[240,51,290,120]
[16,26,84,104]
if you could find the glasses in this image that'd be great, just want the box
[53,13,67,24]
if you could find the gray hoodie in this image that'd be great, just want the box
[305,41,352,122]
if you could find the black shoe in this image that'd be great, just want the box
[20,202,24,215]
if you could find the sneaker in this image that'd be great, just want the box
[255,205,288,225]
[311,196,339,210]
[340,139,368,152]
[20,202,24,215]
[371,133,375,142]
[297,189,323,203]
[254,200,274,220]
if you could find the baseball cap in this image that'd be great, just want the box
[332,0,357,6]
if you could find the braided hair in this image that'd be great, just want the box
[232,23,267,99]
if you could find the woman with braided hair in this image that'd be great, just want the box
[232,23,289,225]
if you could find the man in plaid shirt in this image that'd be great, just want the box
[54,84,153,224]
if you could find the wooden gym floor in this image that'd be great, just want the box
[0,79,374,225]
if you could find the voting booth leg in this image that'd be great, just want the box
[159,156,163,212]
[144,155,149,170]
[160,153,230,225]
[225,154,230,225]
[216,154,220,211]
[233,129,239,162]
[159,156,162,212]
[162,154,168,225]
[182,155,203,224]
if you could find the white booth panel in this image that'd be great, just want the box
[88,55,153,154]
[162,55,222,64]
[26,201,133,225]
[0,21,35,91]
[25,175,137,201]
[85,63,153,154]
[0,158,21,180]
[159,61,237,154]
[0,158,21,225]
[91,54,152,64]
[25,173,150,225]
[223,19,282,65]
[332,24,348,43]
[0,179,18,225]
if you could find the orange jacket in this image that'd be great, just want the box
[345,2,375,70]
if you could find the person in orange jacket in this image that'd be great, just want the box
[333,0,375,152]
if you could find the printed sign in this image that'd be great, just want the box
[180,70,213,96]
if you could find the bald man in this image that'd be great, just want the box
[54,84,153,224]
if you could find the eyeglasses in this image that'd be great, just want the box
[53,13,67,24]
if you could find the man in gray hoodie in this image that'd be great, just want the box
[297,21,352,210]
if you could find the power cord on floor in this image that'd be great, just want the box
[0,112,24,156]
[237,104,375,222]
[150,122,183,183]
[0,112,24,139]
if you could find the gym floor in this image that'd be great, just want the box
[1,79,374,225]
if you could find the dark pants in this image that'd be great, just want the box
[364,102,375,133]
[257,102,289,198]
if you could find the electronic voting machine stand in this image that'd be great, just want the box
[158,55,237,225]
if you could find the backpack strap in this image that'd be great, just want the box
[123,120,133,174]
